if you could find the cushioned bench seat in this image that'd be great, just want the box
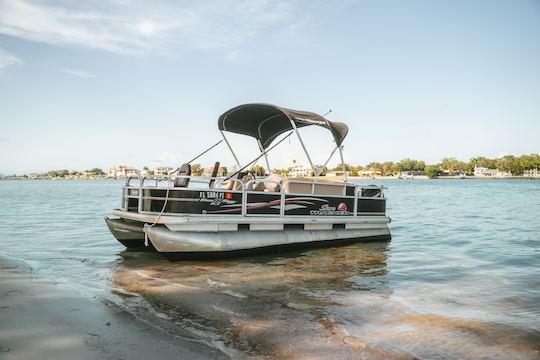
[282,177,353,196]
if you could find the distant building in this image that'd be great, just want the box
[153,167,173,177]
[289,164,312,177]
[202,166,228,177]
[523,169,540,178]
[474,166,510,178]
[107,166,140,179]
[397,171,426,179]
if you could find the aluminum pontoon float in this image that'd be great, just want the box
[105,103,391,259]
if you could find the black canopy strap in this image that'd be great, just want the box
[218,103,348,149]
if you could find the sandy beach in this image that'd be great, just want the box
[0,257,228,360]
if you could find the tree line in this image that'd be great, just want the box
[23,154,540,179]
[423,154,540,178]
[271,154,540,178]
[44,168,105,178]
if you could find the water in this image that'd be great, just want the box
[0,179,539,359]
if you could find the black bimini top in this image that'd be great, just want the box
[218,103,349,149]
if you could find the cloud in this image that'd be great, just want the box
[61,68,94,79]
[0,0,296,55]
[0,47,21,75]
[0,137,11,141]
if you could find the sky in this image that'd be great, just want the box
[0,0,539,174]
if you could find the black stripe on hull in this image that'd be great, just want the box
[116,239,157,251]
[160,234,391,261]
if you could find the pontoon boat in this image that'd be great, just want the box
[105,104,391,259]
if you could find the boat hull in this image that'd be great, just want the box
[104,217,156,250]
[145,225,391,260]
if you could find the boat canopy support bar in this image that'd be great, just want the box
[258,139,272,175]
[289,118,316,175]
[316,144,340,178]
[220,130,241,167]
[339,145,348,182]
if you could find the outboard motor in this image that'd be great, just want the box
[174,163,191,187]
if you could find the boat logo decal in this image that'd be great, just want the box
[310,204,349,216]
[293,117,326,125]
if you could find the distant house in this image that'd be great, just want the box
[474,166,510,178]
[107,166,140,179]
[398,170,426,179]
[153,167,173,177]
[289,164,312,177]
[202,166,228,177]
[523,169,540,178]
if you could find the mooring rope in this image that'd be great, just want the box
[142,139,224,246]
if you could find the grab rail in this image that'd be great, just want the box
[122,174,385,217]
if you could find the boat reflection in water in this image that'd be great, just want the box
[112,241,392,358]
[111,241,540,359]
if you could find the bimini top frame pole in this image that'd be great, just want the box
[220,130,241,167]
[315,143,340,178]
[338,145,348,182]
[257,139,272,175]
[288,118,316,175]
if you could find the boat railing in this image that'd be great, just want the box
[122,174,385,217]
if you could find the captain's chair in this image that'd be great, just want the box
[208,161,220,188]
[173,163,191,187]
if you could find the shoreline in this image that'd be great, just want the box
[0,256,228,360]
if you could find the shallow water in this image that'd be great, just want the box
[0,179,539,359]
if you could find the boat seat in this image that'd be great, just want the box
[218,174,354,196]
[173,163,191,188]
[282,177,352,196]
[361,186,382,197]
[217,173,254,191]
[208,161,220,189]
[252,173,283,192]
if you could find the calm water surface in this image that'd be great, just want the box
[0,179,539,359]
